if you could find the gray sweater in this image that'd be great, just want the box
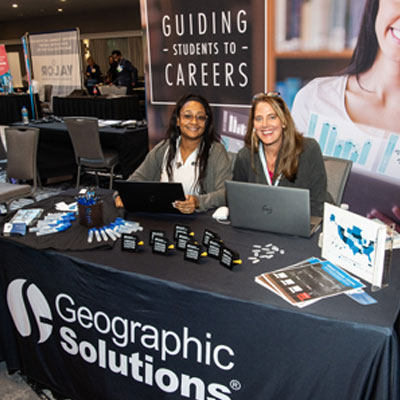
[128,140,232,212]
[233,138,333,216]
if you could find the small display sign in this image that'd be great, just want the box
[220,246,241,270]
[152,236,174,255]
[207,238,223,259]
[121,234,143,252]
[203,229,219,246]
[176,233,192,251]
[149,230,166,245]
[174,224,193,240]
[184,241,207,263]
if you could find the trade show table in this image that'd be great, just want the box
[0,93,41,125]
[14,121,149,180]
[52,95,142,120]
[0,190,399,400]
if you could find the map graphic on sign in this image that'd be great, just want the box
[322,203,387,287]
[330,214,375,263]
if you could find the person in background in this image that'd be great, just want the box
[31,78,45,102]
[116,93,232,213]
[291,0,400,229]
[111,50,138,95]
[233,92,332,217]
[105,55,118,84]
[21,75,44,102]
[85,56,102,95]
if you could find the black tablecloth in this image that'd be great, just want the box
[52,95,142,120]
[18,121,148,180]
[1,189,123,251]
[66,211,400,327]
[0,94,41,125]
[0,198,399,400]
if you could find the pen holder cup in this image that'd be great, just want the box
[78,200,104,228]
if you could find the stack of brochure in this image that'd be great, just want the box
[255,257,364,308]
[10,208,44,227]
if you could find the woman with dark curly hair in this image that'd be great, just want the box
[233,92,332,217]
[125,93,232,214]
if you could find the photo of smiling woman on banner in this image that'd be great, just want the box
[120,93,232,214]
[292,0,400,229]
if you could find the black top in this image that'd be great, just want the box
[86,63,102,83]
[113,58,138,93]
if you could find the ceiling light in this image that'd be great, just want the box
[58,8,63,12]
[12,3,18,8]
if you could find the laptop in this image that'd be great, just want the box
[98,85,127,96]
[114,180,185,214]
[68,88,88,97]
[225,181,321,238]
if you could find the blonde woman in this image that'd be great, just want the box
[233,93,332,217]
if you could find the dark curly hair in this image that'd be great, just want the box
[163,93,220,193]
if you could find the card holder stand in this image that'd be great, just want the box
[78,201,104,228]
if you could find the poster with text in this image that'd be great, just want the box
[142,0,267,146]
[29,29,82,97]
[0,44,14,94]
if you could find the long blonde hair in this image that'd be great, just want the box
[244,94,303,181]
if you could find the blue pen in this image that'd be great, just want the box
[105,226,117,241]
[94,228,101,242]
[36,222,71,236]
[100,228,108,241]
[109,222,122,238]
[87,228,94,243]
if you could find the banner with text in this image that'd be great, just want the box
[0,44,14,94]
[142,0,267,146]
[0,236,396,399]
[28,29,82,97]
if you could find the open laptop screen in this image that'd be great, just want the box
[114,180,185,214]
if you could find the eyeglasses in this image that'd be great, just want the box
[180,113,208,124]
[252,91,281,100]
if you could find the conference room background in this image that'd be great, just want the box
[1,1,399,225]
[1,1,400,399]
[1,0,399,229]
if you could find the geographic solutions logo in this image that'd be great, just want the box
[6,279,242,400]
[7,279,53,344]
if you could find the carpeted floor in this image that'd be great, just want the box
[0,361,41,400]
[0,360,72,400]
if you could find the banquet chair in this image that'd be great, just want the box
[64,117,119,189]
[41,84,53,116]
[0,127,39,212]
[0,136,6,169]
[323,156,353,205]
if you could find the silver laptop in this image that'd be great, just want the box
[98,85,127,96]
[225,181,321,238]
